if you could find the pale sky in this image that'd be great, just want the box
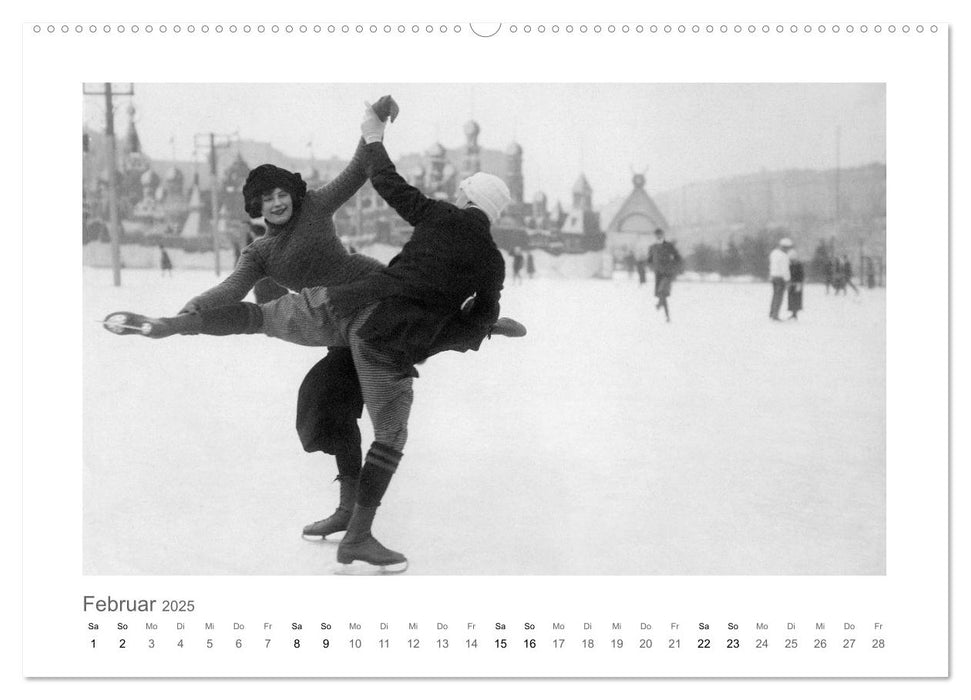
[83,83,885,206]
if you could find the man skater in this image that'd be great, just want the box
[787,247,805,320]
[824,254,834,294]
[768,237,793,320]
[837,254,860,295]
[646,228,682,322]
[511,247,525,284]
[104,102,523,574]
[159,245,173,277]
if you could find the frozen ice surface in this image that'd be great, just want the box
[82,267,884,575]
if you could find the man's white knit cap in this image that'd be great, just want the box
[458,173,511,224]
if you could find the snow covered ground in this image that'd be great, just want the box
[83,267,884,575]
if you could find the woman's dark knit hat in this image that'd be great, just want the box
[243,164,308,218]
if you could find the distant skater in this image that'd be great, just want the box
[512,247,525,285]
[646,228,682,322]
[787,247,804,320]
[837,255,860,295]
[864,257,877,289]
[769,237,793,321]
[526,251,535,280]
[159,245,173,277]
[635,256,647,286]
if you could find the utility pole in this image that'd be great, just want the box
[193,132,236,276]
[83,83,134,287]
[834,125,841,243]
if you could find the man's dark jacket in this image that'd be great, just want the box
[647,240,683,276]
[325,142,506,366]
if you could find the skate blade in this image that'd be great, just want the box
[301,532,345,542]
[335,560,409,576]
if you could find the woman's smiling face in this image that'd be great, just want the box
[261,188,293,226]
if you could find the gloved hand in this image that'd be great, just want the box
[361,102,385,144]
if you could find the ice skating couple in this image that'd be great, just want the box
[768,237,805,321]
[104,97,526,574]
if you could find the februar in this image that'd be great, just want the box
[83,596,156,612]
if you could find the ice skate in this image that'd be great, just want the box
[490,317,527,338]
[336,535,408,575]
[302,508,352,540]
[335,505,408,575]
[103,312,175,338]
[302,477,357,540]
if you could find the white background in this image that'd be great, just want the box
[8,0,967,698]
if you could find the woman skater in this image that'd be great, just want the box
[171,97,397,543]
[788,248,805,320]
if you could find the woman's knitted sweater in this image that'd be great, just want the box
[184,139,384,311]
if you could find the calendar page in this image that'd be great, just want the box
[19,1,953,690]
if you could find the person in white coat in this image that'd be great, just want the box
[768,238,793,321]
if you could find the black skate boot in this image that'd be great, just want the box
[336,505,407,574]
[302,476,356,540]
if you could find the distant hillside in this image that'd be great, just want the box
[650,162,886,250]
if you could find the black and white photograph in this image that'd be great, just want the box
[81,82,887,576]
[20,3,961,685]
